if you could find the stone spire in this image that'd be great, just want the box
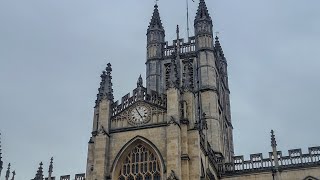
[167,25,181,89]
[176,25,180,41]
[136,74,145,100]
[195,0,212,23]
[137,75,143,87]
[271,130,278,164]
[215,35,225,58]
[147,4,164,32]
[271,130,277,148]
[95,63,114,106]
[175,25,181,58]
[0,133,3,178]
[5,163,10,180]
[48,157,53,180]
[146,3,165,93]
[34,162,44,180]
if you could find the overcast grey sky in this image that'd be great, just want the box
[0,0,319,179]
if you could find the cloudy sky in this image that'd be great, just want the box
[0,0,319,179]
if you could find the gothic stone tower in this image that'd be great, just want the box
[86,1,233,179]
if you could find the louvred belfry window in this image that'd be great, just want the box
[118,144,161,180]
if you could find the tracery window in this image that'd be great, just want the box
[118,144,161,180]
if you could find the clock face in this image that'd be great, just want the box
[130,105,150,125]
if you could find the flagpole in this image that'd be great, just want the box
[186,0,190,39]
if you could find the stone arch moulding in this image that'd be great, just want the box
[110,135,166,179]
[304,176,319,180]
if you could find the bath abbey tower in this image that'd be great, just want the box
[86,1,233,179]
[0,0,315,180]
[83,1,320,180]
[0,0,320,180]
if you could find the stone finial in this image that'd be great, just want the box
[195,0,212,23]
[176,25,180,40]
[34,162,44,180]
[95,63,114,106]
[215,35,220,47]
[167,24,182,90]
[148,4,164,31]
[5,163,10,180]
[175,24,181,58]
[105,62,112,73]
[215,35,226,61]
[137,75,143,87]
[10,171,15,180]
[271,130,280,173]
[48,157,53,179]
[271,130,277,148]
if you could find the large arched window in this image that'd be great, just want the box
[117,144,161,180]
[303,176,318,180]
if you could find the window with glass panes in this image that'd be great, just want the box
[118,144,161,180]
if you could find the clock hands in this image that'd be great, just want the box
[135,108,144,120]
[130,106,149,125]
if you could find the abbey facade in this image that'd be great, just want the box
[84,1,320,180]
[0,0,319,180]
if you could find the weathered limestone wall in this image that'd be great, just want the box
[146,60,161,93]
[92,134,109,180]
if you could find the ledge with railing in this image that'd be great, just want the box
[111,87,167,117]
[219,146,320,175]
[43,173,85,180]
[163,36,196,58]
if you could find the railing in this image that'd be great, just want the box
[111,87,167,117]
[220,146,320,175]
[60,175,70,180]
[45,177,56,180]
[45,173,85,180]
[75,173,85,180]
[164,37,196,58]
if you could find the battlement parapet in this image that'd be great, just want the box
[111,87,167,117]
[220,146,320,175]
[164,36,196,58]
[44,173,85,180]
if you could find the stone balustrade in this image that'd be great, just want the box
[111,87,167,117]
[45,173,85,180]
[163,36,196,58]
[220,146,320,175]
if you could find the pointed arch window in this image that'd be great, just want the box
[303,176,318,180]
[118,144,162,180]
